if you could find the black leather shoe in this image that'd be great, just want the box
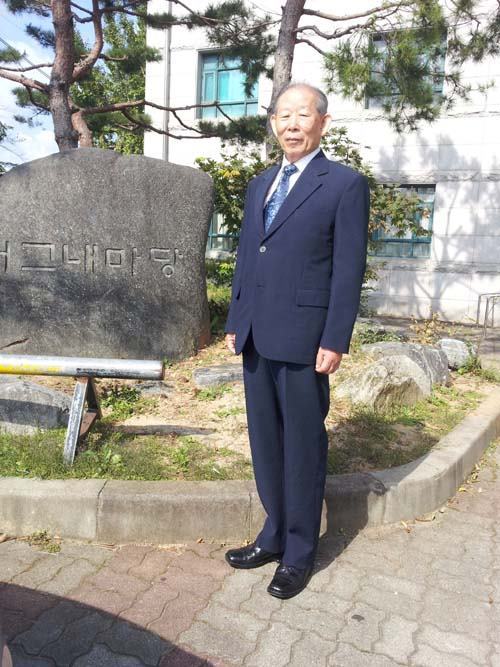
[225,542,283,569]
[267,563,313,599]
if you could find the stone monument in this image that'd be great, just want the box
[0,148,214,360]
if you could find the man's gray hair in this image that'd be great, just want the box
[273,82,329,115]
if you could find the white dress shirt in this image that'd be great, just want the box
[264,147,321,204]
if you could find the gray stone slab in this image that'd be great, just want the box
[0,148,213,360]
[135,381,173,397]
[0,378,71,434]
[0,477,105,540]
[192,364,243,388]
[97,480,253,543]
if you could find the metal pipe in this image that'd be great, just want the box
[162,0,172,162]
[0,354,164,380]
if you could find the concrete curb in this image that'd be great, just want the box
[1,387,499,543]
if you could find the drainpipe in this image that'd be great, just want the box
[162,0,172,161]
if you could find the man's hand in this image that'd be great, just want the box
[225,333,236,354]
[315,347,343,374]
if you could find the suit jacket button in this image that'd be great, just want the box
[259,246,267,253]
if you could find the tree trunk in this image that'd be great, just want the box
[50,0,78,150]
[266,0,305,155]
[72,110,93,147]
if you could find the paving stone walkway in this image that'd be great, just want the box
[1,441,499,667]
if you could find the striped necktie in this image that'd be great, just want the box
[264,164,298,232]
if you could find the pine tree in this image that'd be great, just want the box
[0,121,9,173]
[0,0,274,150]
[0,0,497,150]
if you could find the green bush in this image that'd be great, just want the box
[207,283,232,335]
[206,258,236,287]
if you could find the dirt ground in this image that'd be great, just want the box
[27,316,496,474]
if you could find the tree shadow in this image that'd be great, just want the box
[0,582,217,666]
[366,133,500,325]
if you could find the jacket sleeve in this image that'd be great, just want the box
[319,173,370,353]
[224,181,253,334]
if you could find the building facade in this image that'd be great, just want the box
[144,0,500,326]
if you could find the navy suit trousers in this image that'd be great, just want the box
[242,329,330,569]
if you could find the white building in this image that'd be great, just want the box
[144,0,500,326]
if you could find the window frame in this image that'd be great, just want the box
[197,51,259,120]
[206,212,239,252]
[368,184,436,259]
[365,31,447,110]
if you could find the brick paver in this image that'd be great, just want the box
[1,441,499,666]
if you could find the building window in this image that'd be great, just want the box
[206,212,239,252]
[369,185,435,258]
[366,33,446,109]
[199,53,258,119]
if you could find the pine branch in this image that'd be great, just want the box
[26,84,49,110]
[78,99,247,115]
[295,38,326,55]
[296,22,369,40]
[72,0,104,81]
[120,109,215,139]
[302,1,414,23]
[0,62,52,71]
[0,68,48,91]
[99,53,128,62]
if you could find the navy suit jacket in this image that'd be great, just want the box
[224,150,370,364]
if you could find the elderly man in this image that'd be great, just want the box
[224,83,370,598]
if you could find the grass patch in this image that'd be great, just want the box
[214,406,245,418]
[25,529,61,553]
[100,384,157,420]
[456,355,500,383]
[196,383,232,401]
[328,384,484,474]
[166,436,252,480]
[0,426,252,481]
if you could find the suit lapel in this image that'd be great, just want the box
[261,151,330,240]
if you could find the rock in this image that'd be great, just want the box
[335,355,432,410]
[135,381,173,397]
[0,379,71,434]
[192,363,243,388]
[361,341,450,386]
[0,148,214,360]
[437,338,476,369]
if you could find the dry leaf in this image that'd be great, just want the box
[401,521,411,533]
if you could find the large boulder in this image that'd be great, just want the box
[0,379,71,434]
[437,338,476,370]
[0,148,214,360]
[361,341,450,386]
[335,355,432,411]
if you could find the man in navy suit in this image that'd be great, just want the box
[224,83,370,598]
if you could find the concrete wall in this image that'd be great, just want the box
[144,0,500,326]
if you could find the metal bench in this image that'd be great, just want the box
[0,354,164,465]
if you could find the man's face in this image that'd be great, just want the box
[271,87,331,163]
